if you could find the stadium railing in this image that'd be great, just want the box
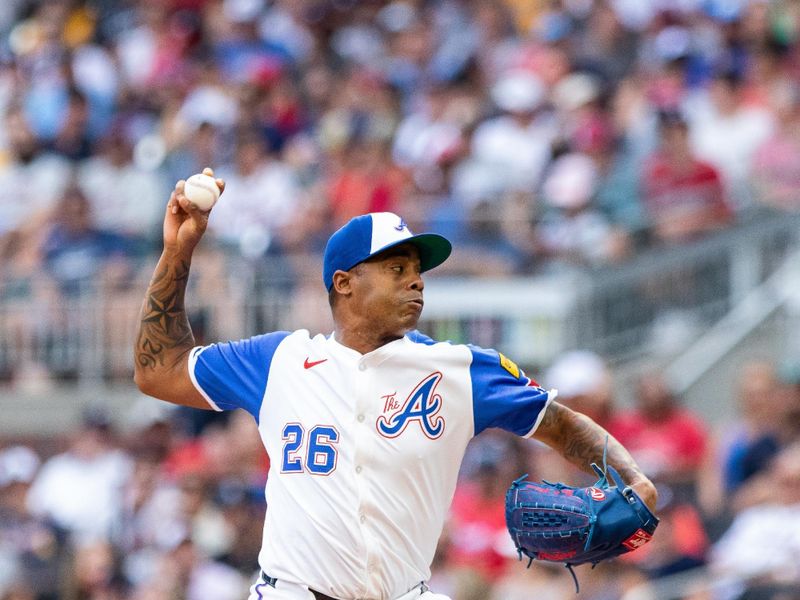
[0,211,798,390]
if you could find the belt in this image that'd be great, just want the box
[261,572,428,600]
[310,582,429,600]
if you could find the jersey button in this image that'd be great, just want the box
[357,414,365,423]
[358,363,366,371]
[359,513,366,523]
[356,466,362,474]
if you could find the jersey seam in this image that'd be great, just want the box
[523,389,558,438]
[187,346,223,411]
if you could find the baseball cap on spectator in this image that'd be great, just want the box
[654,26,692,63]
[0,445,40,487]
[490,71,545,113]
[544,350,607,398]
[552,72,601,112]
[323,212,452,291]
[223,0,264,22]
[542,153,598,209]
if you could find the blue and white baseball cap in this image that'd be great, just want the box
[323,212,452,290]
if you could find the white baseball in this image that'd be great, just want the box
[183,173,220,211]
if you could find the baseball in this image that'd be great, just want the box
[183,173,220,211]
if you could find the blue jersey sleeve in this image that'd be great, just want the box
[188,331,291,420]
[470,345,554,437]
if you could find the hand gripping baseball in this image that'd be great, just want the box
[504,448,659,592]
[164,167,225,256]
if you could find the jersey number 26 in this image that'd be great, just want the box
[281,423,340,475]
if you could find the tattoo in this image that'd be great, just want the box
[542,402,642,483]
[135,259,194,371]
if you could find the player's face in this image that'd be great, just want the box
[351,244,424,338]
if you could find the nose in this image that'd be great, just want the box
[409,271,424,292]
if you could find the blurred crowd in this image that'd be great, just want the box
[3,0,800,287]
[3,0,800,598]
[3,353,800,599]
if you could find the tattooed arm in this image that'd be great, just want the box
[533,401,658,512]
[133,169,224,408]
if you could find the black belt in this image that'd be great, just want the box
[260,571,338,599]
[260,571,427,599]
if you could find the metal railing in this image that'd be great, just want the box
[1,211,798,388]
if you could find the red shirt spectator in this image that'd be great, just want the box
[642,110,733,243]
[448,478,509,583]
[609,371,708,486]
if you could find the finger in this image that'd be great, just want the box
[215,177,225,194]
[167,190,180,215]
[176,192,211,218]
[202,166,214,178]
[176,179,186,195]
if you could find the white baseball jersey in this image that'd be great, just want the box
[188,330,554,600]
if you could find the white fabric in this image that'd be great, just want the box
[191,330,552,600]
[368,212,414,254]
[26,449,132,541]
[253,333,473,600]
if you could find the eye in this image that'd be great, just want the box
[391,265,404,274]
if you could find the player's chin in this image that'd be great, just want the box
[396,310,421,332]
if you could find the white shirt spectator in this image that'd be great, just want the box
[0,153,72,235]
[209,161,300,256]
[453,114,556,206]
[685,91,774,210]
[27,445,132,542]
[710,503,800,582]
[77,155,166,239]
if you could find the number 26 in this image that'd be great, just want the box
[281,423,339,475]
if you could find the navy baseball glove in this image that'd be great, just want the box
[505,460,658,591]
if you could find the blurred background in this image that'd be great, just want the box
[2,0,800,598]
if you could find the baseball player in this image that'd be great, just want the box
[133,170,657,600]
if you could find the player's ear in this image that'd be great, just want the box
[331,270,353,297]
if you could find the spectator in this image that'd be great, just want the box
[0,105,72,240]
[446,436,517,596]
[453,70,556,207]
[697,360,786,518]
[751,80,800,212]
[209,132,301,258]
[535,152,629,268]
[709,442,800,590]
[0,445,67,600]
[611,370,708,497]
[537,350,619,485]
[40,185,136,297]
[641,110,733,244]
[77,127,166,244]
[26,408,132,543]
[685,69,774,211]
[61,540,126,600]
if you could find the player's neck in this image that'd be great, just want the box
[334,326,404,355]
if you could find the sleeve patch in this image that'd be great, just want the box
[499,353,520,379]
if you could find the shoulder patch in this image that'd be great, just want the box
[499,352,520,379]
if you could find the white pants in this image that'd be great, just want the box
[247,577,451,600]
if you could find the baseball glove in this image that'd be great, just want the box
[505,460,658,591]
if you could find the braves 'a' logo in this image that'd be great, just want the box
[377,372,445,439]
